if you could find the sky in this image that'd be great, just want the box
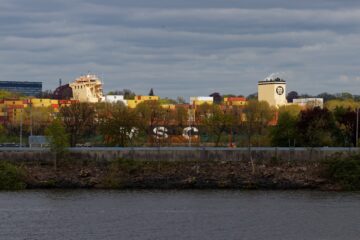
[1,0,360,99]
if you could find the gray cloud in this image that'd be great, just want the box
[1,0,360,99]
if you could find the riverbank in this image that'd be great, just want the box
[1,155,353,191]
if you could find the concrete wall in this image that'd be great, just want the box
[0,147,358,163]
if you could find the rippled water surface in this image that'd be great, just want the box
[0,190,359,240]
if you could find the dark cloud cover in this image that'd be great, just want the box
[1,0,360,98]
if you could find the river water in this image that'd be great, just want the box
[0,190,359,240]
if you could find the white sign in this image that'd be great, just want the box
[182,127,199,139]
[153,126,169,139]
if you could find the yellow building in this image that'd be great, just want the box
[258,78,287,108]
[135,95,159,101]
[4,100,28,107]
[223,97,247,106]
[127,95,160,108]
[30,99,59,108]
[127,99,141,109]
[0,98,63,123]
[11,108,26,123]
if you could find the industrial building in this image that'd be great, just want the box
[258,78,287,107]
[0,81,42,96]
[69,74,104,103]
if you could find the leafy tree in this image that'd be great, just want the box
[299,93,313,98]
[316,92,336,102]
[296,107,336,147]
[149,88,154,96]
[209,92,222,104]
[26,106,55,135]
[158,98,177,104]
[333,107,357,147]
[246,93,258,100]
[135,101,165,145]
[175,106,188,127]
[35,90,53,99]
[278,104,302,117]
[326,99,360,111]
[243,100,274,146]
[201,105,234,146]
[353,95,360,102]
[176,96,187,104]
[60,103,96,147]
[45,119,69,170]
[270,111,298,146]
[0,90,23,99]
[286,91,299,103]
[337,92,353,100]
[195,103,213,122]
[0,125,6,142]
[99,103,140,146]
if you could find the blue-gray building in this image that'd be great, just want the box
[0,81,42,96]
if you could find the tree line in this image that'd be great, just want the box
[2,99,360,148]
[1,89,360,147]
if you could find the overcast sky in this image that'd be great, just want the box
[1,0,360,99]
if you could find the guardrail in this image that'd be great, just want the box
[0,146,359,152]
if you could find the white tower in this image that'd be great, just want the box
[258,77,287,107]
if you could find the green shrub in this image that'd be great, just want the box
[102,158,143,188]
[111,158,142,174]
[324,155,360,190]
[0,162,26,190]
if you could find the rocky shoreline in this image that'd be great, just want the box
[17,158,341,191]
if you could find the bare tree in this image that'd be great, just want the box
[99,103,140,146]
[135,101,164,146]
[60,103,96,147]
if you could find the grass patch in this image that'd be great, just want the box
[0,161,26,190]
[102,158,144,188]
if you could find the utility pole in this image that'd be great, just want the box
[189,121,192,147]
[30,102,33,137]
[356,108,359,147]
[19,109,23,148]
[188,109,194,147]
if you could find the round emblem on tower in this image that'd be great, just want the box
[276,86,284,95]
